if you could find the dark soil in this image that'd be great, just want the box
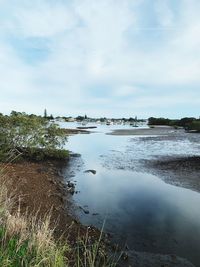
[144,156,200,192]
[0,159,99,244]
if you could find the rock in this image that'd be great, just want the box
[79,206,90,214]
[121,252,129,261]
[84,169,97,175]
[67,181,75,188]
[83,209,89,214]
[125,244,130,250]
[67,187,75,195]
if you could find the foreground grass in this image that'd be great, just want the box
[0,181,118,267]
[0,185,68,267]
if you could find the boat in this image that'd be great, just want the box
[77,126,97,129]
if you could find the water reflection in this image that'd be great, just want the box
[63,125,200,266]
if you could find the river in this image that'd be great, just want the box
[61,122,200,266]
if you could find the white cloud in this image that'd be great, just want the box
[0,0,199,117]
[155,0,174,27]
[1,1,78,37]
[0,42,34,95]
[114,85,139,97]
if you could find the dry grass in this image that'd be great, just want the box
[0,174,69,267]
[0,170,118,267]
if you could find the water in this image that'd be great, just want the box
[62,123,200,266]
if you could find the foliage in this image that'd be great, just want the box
[187,120,200,132]
[177,117,197,128]
[76,116,85,122]
[148,117,171,126]
[148,116,200,131]
[0,181,118,267]
[44,108,48,118]
[0,112,68,161]
[100,118,106,123]
[0,189,69,267]
[20,148,69,161]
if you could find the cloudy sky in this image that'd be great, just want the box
[0,0,200,118]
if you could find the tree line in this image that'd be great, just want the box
[148,117,200,132]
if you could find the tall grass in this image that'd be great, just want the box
[0,175,119,267]
[0,183,69,267]
[74,225,119,267]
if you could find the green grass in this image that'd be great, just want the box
[0,186,69,267]
[0,180,119,267]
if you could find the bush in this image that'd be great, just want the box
[187,121,200,132]
[148,116,200,130]
[148,117,171,126]
[19,147,69,161]
[0,112,68,162]
[0,182,118,267]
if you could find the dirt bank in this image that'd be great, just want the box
[0,159,99,243]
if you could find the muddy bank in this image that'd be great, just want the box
[1,151,197,266]
[143,156,200,193]
[0,158,99,243]
[108,126,181,136]
[104,131,200,193]
[123,250,195,267]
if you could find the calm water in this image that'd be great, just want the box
[62,122,200,266]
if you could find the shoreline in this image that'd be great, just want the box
[107,126,181,136]
[0,157,100,244]
[1,131,198,266]
[143,156,200,193]
[62,128,91,135]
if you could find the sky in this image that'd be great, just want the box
[0,0,200,118]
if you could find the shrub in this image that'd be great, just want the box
[187,121,200,132]
[0,112,68,162]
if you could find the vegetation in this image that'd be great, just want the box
[148,117,172,126]
[0,182,69,266]
[0,111,119,266]
[44,108,48,118]
[187,121,200,132]
[75,116,86,122]
[0,181,118,267]
[0,111,68,161]
[148,116,200,132]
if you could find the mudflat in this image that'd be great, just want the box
[144,156,200,193]
[108,126,179,136]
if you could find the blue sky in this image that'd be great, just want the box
[0,0,200,118]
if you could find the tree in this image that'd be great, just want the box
[76,116,85,121]
[0,113,68,161]
[44,109,47,118]
[148,117,170,125]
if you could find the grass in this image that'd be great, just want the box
[0,174,119,267]
[74,227,119,267]
[0,184,69,267]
